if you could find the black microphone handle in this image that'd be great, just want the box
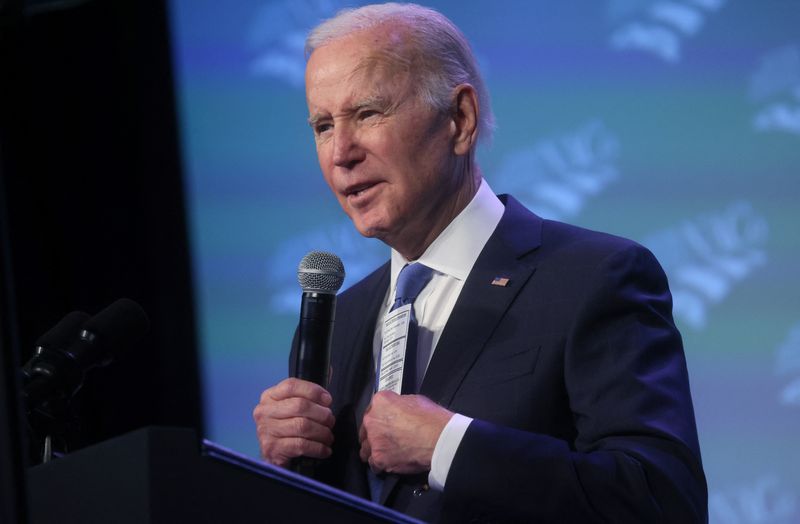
[294,291,336,388]
[292,291,336,476]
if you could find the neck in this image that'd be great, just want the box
[395,158,480,261]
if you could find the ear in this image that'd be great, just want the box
[450,84,480,156]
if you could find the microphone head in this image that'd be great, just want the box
[25,311,91,380]
[35,310,91,350]
[22,299,150,410]
[297,251,345,294]
[83,298,150,348]
[72,298,150,366]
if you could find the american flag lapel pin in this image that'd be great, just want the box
[491,276,510,287]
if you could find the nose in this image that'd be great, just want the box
[332,123,365,170]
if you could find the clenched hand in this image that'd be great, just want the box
[359,391,454,475]
[253,377,336,467]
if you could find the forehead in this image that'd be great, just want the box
[305,28,413,107]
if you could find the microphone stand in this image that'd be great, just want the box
[25,390,79,465]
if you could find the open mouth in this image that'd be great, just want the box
[345,182,379,198]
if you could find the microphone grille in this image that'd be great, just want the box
[297,251,345,294]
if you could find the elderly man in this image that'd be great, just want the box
[253,3,707,522]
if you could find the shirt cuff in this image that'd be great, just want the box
[428,413,473,491]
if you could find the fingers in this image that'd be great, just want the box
[266,415,335,446]
[358,422,371,463]
[358,395,376,464]
[253,377,336,467]
[357,393,452,475]
[359,395,384,470]
[254,411,335,465]
[259,396,336,427]
[258,436,333,467]
[254,378,334,427]
[261,377,332,406]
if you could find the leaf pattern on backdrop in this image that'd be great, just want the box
[750,45,800,136]
[608,0,727,63]
[643,202,768,330]
[491,120,620,221]
[248,0,342,87]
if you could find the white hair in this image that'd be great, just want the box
[305,2,495,143]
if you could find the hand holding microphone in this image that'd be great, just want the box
[253,252,344,471]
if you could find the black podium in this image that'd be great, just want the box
[26,427,420,523]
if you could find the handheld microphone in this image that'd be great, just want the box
[292,252,344,477]
[294,251,345,388]
[22,298,150,411]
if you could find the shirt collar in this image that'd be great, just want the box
[389,178,504,297]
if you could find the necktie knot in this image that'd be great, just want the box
[392,263,434,310]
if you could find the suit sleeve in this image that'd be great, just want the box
[440,244,708,523]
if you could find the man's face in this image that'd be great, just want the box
[305,28,461,257]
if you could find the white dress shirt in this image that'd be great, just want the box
[371,178,504,491]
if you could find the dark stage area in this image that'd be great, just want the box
[1,2,204,519]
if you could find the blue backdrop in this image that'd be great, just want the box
[169,1,800,522]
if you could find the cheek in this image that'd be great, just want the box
[316,145,335,186]
[315,140,327,166]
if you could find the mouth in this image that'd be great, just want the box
[343,181,382,202]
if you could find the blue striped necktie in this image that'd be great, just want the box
[389,262,434,394]
[368,262,434,502]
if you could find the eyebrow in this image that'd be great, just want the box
[307,114,325,128]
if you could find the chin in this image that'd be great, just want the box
[354,225,383,240]
[347,211,385,238]
[352,220,390,242]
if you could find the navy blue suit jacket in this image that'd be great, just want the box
[295,195,707,523]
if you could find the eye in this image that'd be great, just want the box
[314,122,333,135]
[358,109,380,120]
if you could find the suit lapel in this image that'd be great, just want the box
[364,196,544,505]
[328,263,388,499]
[420,195,543,406]
[379,196,544,505]
[339,262,390,423]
